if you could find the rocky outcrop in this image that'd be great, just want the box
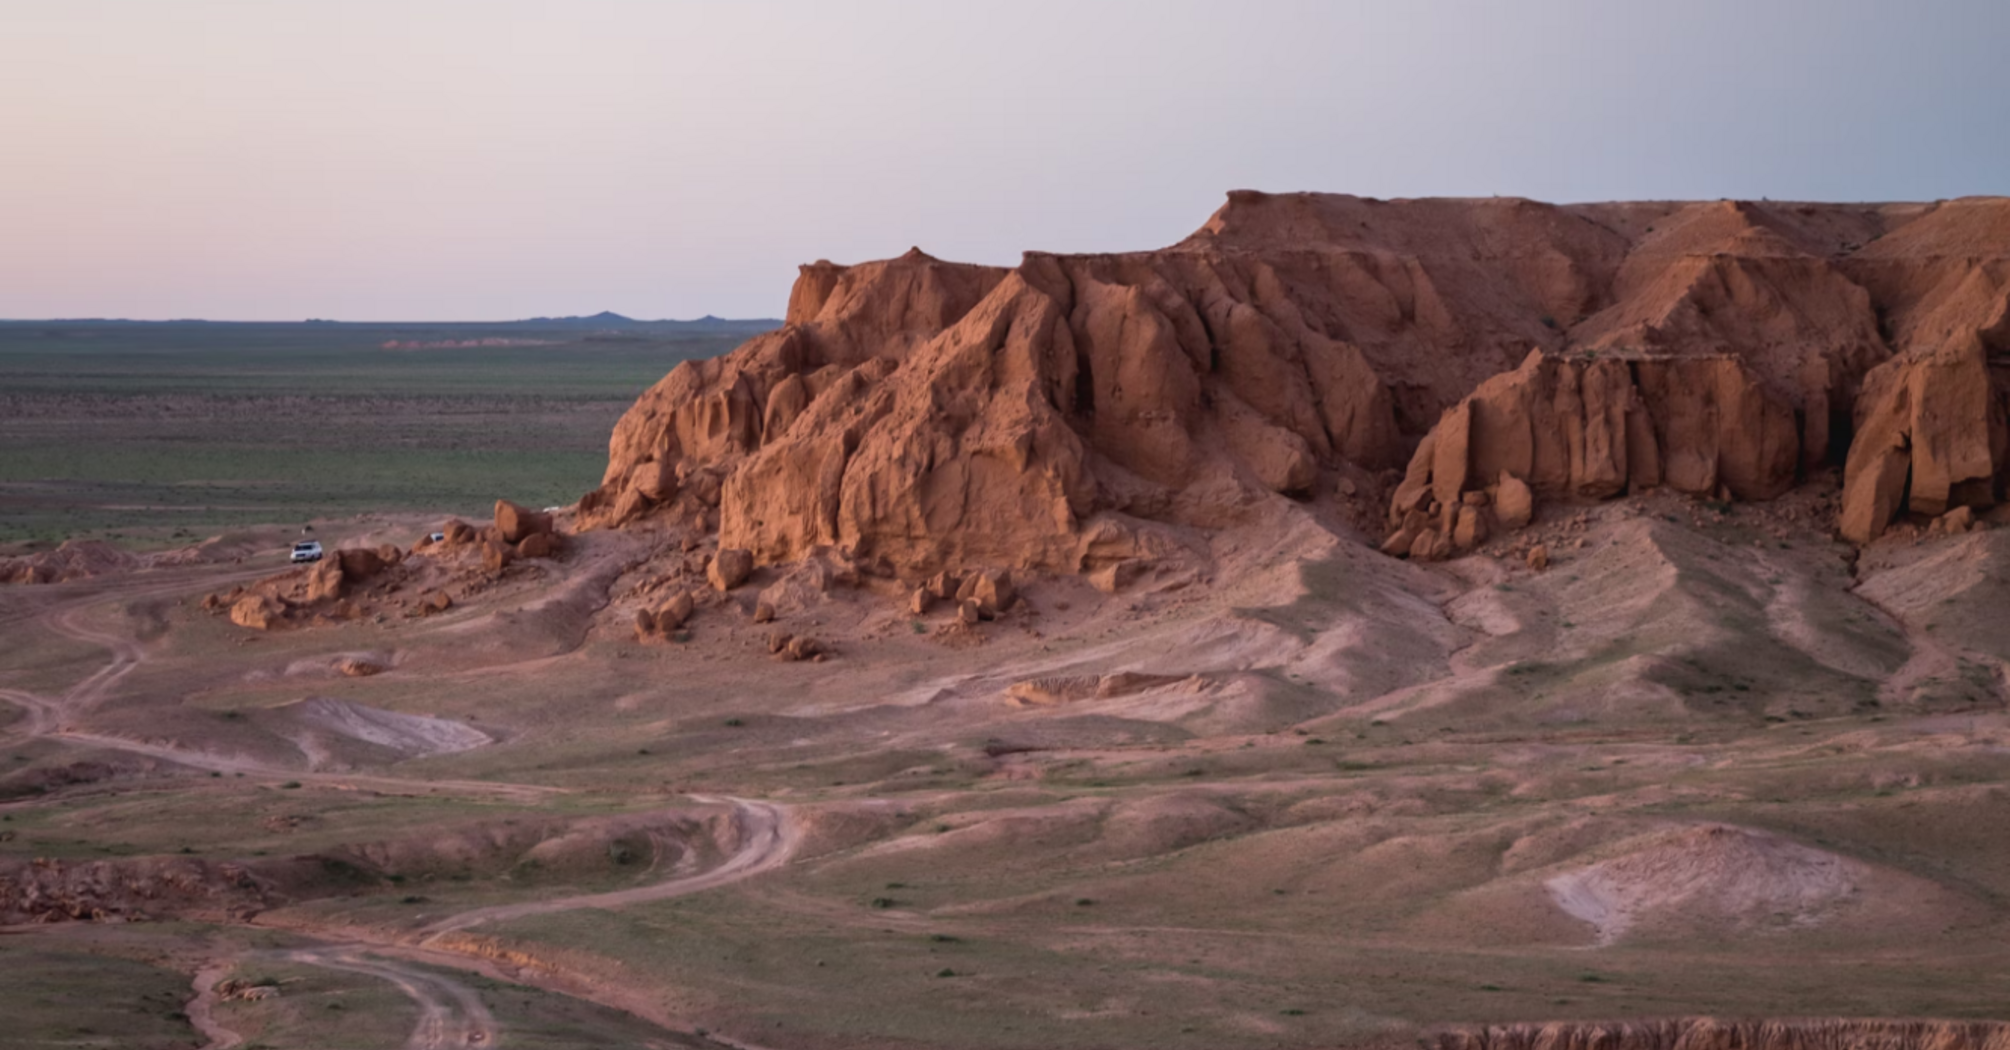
[1833,199,2010,542]
[1385,351,1799,554]
[0,540,141,586]
[581,193,2010,575]
[1840,337,2010,542]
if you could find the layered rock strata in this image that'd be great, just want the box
[578,193,2010,576]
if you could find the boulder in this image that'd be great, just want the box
[335,658,385,677]
[909,588,930,615]
[303,560,345,603]
[708,548,754,591]
[516,532,556,559]
[955,568,1015,617]
[781,635,824,662]
[752,600,777,624]
[230,595,285,631]
[1451,505,1489,550]
[481,538,514,573]
[1495,472,1535,530]
[926,571,963,600]
[658,592,695,631]
[494,500,553,544]
[1935,506,1976,535]
[1527,544,1551,571]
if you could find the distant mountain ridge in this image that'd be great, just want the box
[0,313,780,330]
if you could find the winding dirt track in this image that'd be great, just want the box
[1,569,798,1050]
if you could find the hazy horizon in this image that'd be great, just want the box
[6,0,2006,322]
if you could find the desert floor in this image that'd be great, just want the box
[3,479,2008,1050]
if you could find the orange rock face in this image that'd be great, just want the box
[580,193,2010,573]
[1386,351,1801,551]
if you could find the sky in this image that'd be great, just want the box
[3,0,2006,321]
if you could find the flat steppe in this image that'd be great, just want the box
[0,320,758,549]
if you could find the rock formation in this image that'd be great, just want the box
[1833,199,2010,541]
[578,193,2010,576]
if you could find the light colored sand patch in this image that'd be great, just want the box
[285,697,492,759]
[1545,824,1859,945]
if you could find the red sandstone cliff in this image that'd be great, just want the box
[579,193,2010,576]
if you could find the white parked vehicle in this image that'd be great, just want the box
[290,540,323,563]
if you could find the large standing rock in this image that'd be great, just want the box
[481,538,514,573]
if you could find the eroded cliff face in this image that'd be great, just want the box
[580,193,2010,577]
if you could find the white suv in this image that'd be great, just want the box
[291,540,323,563]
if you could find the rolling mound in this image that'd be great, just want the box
[579,193,2010,580]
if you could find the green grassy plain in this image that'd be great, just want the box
[0,320,764,548]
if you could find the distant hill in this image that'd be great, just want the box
[510,312,778,333]
[0,313,780,333]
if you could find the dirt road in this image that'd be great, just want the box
[0,565,798,1048]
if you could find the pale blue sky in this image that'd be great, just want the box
[3,0,2005,320]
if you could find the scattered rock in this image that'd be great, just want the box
[659,592,695,630]
[1527,544,1551,571]
[752,601,776,624]
[780,635,824,662]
